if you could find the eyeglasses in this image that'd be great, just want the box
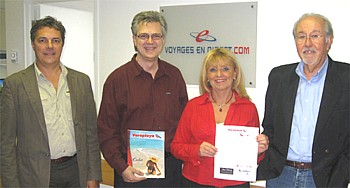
[137,33,163,41]
[208,65,233,73]
[295,34,325,43]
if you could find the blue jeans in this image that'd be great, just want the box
[266,166,316,188]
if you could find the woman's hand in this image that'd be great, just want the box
[199,141,218,157]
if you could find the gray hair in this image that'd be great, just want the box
[293,13,333,39]
[131,11,168,37]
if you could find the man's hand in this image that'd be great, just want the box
[121,166,147,183]
[257,134,269,155]
[87,180,99,188]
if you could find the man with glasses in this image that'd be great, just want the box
[98,11,188,187]
[257,13,349,187]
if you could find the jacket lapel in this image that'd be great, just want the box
[67,70,77,123]
[313,59,341,141]
[282,65,300,136]
[21,64,49,139]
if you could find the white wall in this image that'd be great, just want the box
[35,4,95,92]
[4,0,350,129]
[95,0,350,123]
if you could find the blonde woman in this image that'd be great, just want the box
[171,48,268,187]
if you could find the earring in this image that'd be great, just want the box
[207,79,211,87]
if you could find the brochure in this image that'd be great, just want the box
[127,130,165,178]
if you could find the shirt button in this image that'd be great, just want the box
[324,149,329,153]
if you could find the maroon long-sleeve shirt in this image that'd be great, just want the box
[98,54,188,175]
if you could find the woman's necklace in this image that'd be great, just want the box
[211,90,234,112]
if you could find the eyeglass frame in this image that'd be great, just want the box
[136,33,163,41]
[295,33,327,43]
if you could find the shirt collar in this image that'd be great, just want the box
[34,62,68,79]
[295,58,328,81]
[130,53,169,79]
[198,90,244,105]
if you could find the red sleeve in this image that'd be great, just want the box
[171,101,201,166]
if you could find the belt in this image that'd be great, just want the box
[51,154,77,164]
[165,152,172,158]
[286,160,312,169]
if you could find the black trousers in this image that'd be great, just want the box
[182,176,250,188]
[114,153,182,187]
[49,155,80,187]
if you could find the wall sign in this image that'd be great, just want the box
[160,2,257,87]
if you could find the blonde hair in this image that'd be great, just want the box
[199,48,250,100]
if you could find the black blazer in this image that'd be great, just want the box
[257,57,349,187]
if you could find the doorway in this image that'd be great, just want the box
[32,2,95,91]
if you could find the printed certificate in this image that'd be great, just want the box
[214,125,259,181]
[127,130,165,178]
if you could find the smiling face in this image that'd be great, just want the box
[295,16,332,70]
[133,22,165,62]
[32,27,63,67]
[206,59,236,92]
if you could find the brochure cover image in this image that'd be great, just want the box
[127,130,165,178]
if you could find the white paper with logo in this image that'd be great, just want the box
[214,125,259,181]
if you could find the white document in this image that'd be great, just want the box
[214,125,259,181]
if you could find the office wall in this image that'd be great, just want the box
[0,7,6,78]
[4,0,350,121]
[0,8,5,50]
[96,0,350,122]
[4,0,27,75]
[3,0,350,186]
